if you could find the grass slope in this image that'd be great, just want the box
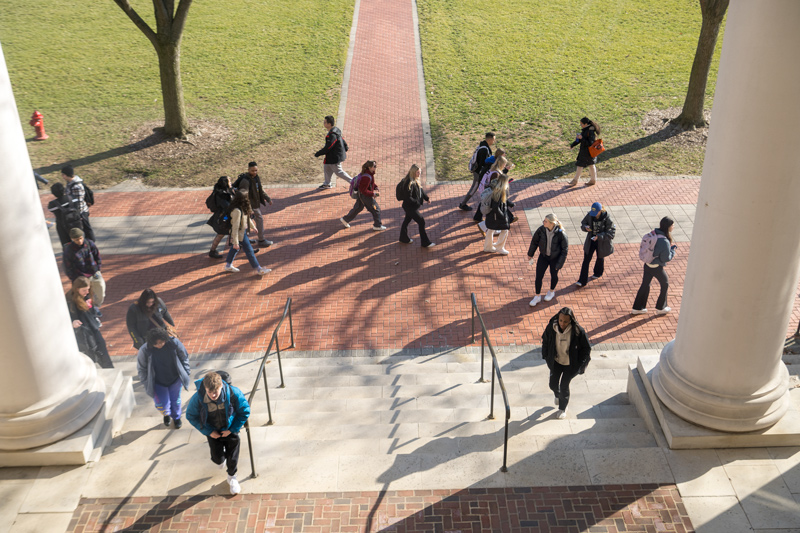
[0,0,354,186]
[417,0,723,180]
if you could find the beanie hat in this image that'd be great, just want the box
[69,228,84,239]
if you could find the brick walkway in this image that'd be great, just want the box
[68,485,692,533]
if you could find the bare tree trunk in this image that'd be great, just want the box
[155,41,189,138]
[672,0,729,130]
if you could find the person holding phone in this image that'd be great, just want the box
[631,216,678,315]
[576,202,615,287]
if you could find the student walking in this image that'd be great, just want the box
[483,172,514,255]
[631,216,678,315]
[62,165,95,241]
[397,164,435,247]
[232,162,273,248]
[473,151,513,225]
[340,161,386,231]
[223,191,271,275]
[207,176,234,259]
[126,288,177,349]
[527,214,569,306]
[459,132,495,211]
[186,372,251,495]
[315,115,352,189]
[566,118,601,187]
[576,202,615,287]
[541,307,591,419]
[66,277,114,368]
[47,182,83,246]
[63,228,106,309]
[137,328,191,429]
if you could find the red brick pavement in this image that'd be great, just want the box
[68,485,693,532]
[61,180,800,357]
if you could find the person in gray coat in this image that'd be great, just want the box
[137,328,191,428]
[631,216,677,315]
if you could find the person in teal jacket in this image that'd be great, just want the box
[186,372,251,495]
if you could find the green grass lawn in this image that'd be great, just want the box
[0,0,354,187]
[417,0,723,180]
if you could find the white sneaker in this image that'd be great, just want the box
[544,290,555,302]
[340,218,350,228]
[630,308,648,315]
[575,281,583,287]
[483,247,496,253]
[529,295,542,307]
[400,239,414,244]
[257,267,271,276]
[223,265,240,273]
[372,225,387,231]
[423,242,436,248]
[495,248,509,255]
[227,475,240,495]
[556,409,567,420]
[656,306,671,314]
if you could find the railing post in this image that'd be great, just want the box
[276,334,285,388]
[501,418,509,472]
[288,299,296,348]
[480,333,487,383]
[488,364,496,420]
[262,367,273,425]
[471,300,475,344]
[245,422,257,477]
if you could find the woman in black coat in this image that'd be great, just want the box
[567,117,600,187]
[207,176,234,259]
[397,164,435,248]
[66,277,114,368]
[541,307,591,419]
[577,202,615,287]
[527,214,569,306]
[126,288,176,349]
[483,173,514,255]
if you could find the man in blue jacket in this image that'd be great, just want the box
[186,372,251,495]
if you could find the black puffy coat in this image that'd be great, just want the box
[527,226,569,269]
[580,211,615,254]
[541,310,591,374]
[570,125,597,167]
[486,198,515,230]
[401,181,429,210]
[315,126,348,164]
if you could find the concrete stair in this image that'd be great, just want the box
[96,348,673,496]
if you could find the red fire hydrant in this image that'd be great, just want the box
[29,111,49,141]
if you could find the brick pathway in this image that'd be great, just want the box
[68,485,692,532]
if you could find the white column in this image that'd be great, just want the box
[0,44,106,450]
[653,0,800,432]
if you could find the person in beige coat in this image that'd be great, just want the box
[223,191,271,275]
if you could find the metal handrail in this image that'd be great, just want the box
[469,293,511,472]
[244,297,295,477]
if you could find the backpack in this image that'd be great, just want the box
[82,183,95,207]
[59,194,83,231]
[349,174,363,199]
[476,170,497,196]
[639,230,666,264]
[396,179,409,202]
[213,205,235,235]
[480,186,494,215]
[205,191,217,212]
[468,145,489,172]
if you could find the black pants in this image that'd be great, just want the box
[549,363,578,411]
[578,239,604,284]
[535,254,560,294]
[399,206,430,246]
[343,193,382,227]
[81,212,95,241]
[460,171,482,206]
[207,432,241,476]
[633,264,669,311]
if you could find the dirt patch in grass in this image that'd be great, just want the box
[127,120,234,167]
[641,107,710,149]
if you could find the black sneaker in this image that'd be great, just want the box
[458,203,473,211]
[173,418,183,429]
[258,240,273,247]
[163,415,171,427]
[208,250,223,259]
[249,239,258,245]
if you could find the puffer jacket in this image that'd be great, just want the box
[580,211,616,253]
[136,338,191,398]
[541,310,591,374]
[527,225,569,269]
[186,378,250,436]
[485,198,515,231]
[315,126,349,164]
[649,228,676,266]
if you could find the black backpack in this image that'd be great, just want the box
[59,194,84,231]
[205,191,217,212]
[396,179,409,202]
[82,183,95,206]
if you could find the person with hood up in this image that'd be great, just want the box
[136,328,191,429]
[566,117,601,187]
[527,214,569,306]
[315,115,352,189]
[186,371,251,495]
[541,307,591,419]
[631,216,678,315]
[576,202,615,287]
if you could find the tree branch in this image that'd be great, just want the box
[112,0,158,46]
[152,0,170,36]
[171,0,194,43]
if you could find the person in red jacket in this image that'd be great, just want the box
[340,160,386,231]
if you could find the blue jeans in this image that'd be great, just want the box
[225,237,261,270]
[154,379,183,419]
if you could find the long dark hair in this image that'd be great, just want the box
[580,117,601,135]
[229,190,252,216]
[361,160,376,174]
[214,176,231,191]
[136,288,158,316]
[558,306,580,329]
[659,216,674,244]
